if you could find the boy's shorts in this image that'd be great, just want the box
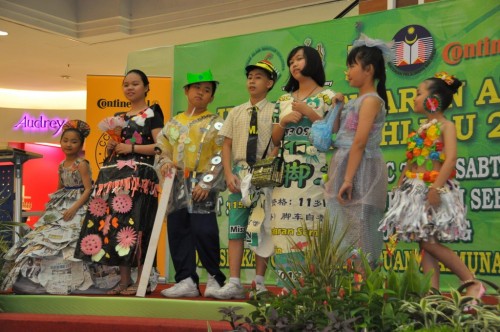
[227,192,250,240]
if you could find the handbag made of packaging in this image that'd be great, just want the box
[250,138,284,188]
[308,102,342,152]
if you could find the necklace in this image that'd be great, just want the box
[295,86,319,101]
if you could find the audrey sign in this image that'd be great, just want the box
[13,113,68,137]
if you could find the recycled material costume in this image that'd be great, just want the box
[155,110,226,285]
[74,105,164,268]
[378,119,467,242]
[1,158,95,294]
[271,89,336,268]
[324,92,387,263]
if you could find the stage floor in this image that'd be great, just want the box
[0,283,256,331]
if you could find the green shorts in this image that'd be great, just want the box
[227,192,250,240]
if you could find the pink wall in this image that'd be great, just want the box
[10,143,64,227]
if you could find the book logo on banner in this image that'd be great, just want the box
[390,25,435,76]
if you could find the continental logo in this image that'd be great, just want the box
[390,25,435,76]
[96,99,158,109]
[442,37,499,65]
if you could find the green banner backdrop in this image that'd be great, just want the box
[171,0,499,288]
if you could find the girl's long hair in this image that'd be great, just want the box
[347,45,389,111]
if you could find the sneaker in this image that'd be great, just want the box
[213,282,246,300]
[161,278,200,298]
[204,275,221,298]
[248,283,268,298]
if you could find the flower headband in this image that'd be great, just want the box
[434,71,456,86]
[62,119,91,138]
[352,33,395,63]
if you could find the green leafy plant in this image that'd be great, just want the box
[219,216,499,331]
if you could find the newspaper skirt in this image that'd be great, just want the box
[378,178,468,242]
[0,187,95,294]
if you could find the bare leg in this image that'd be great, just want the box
[119,265,132,285]
[419,245,440,289]
[255,254,268,278]
[420,240,482,297]
[107,265,132,294]
[228,239,244,278]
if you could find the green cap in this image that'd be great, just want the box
[184,69,219,87]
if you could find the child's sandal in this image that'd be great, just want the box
[461,279,486,308]
[106,283,130,295]
[120,283,152,296]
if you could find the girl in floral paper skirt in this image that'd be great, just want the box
[74,69,164,295]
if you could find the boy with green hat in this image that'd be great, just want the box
[214,59,279,299]
[156,69,226,298]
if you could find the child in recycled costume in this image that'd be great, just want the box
[156,70,226,298]
[378,72,485,303]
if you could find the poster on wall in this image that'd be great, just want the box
[171,0,499,287]
[85,75,172,176]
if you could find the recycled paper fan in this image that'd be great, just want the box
[98,115,127,142]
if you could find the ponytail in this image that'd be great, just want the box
[376,64,389,111]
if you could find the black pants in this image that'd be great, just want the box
[167,208,226,287]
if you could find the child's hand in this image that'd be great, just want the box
[282,111,303,126]
[292,100,310,115]
[114,143,132,155]
[427,188,442,208]
[192,184,209,202]
[63,207,77,221]
[337,181,353,205]
[225,173,241,194]
[333,93,345,104]
[160,162,175,178]
[107,139,118,151]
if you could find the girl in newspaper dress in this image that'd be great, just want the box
[1,120,95,294]
[271,46,338,282]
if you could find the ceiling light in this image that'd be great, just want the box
[0,30,8,36]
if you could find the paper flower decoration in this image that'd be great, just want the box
[130,108,154,126]
[80,234,103,256]
[115,226,137,256]
[125,131,143,145]
[112,194,133,214]
[89,197,108,217]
